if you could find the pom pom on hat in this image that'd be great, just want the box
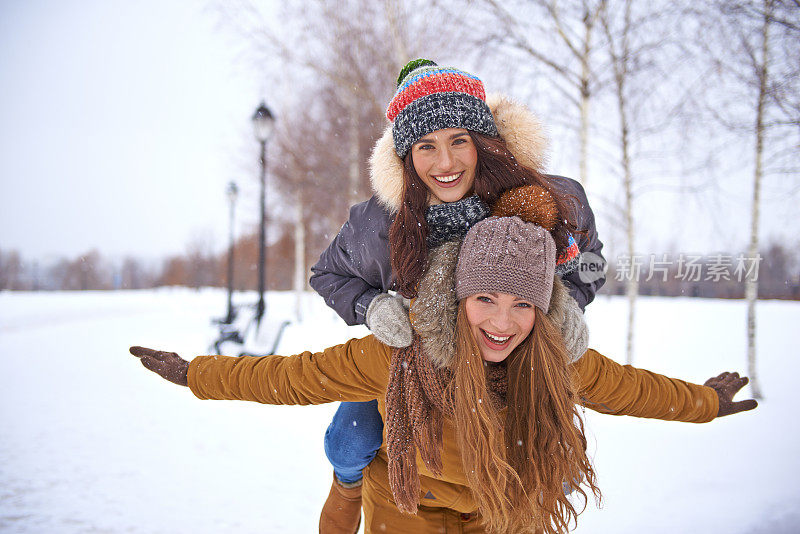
[491,184,581,276]
[395,58,437,87]
[491,184,559,231]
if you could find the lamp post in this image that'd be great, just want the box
[252,101,275,326]
[224,181,239,324]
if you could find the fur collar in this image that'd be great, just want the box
[409,240,462,368]
[368,94,550,214]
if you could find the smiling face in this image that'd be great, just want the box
[463,292,536,363]
[410,128,478,204]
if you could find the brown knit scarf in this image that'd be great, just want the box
[385,333,508,514]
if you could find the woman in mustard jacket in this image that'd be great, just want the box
[130,216,756,534]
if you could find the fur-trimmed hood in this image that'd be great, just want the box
[368,94,550,213]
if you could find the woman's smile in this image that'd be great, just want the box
[432,171,464,186]
[479,329,514,350]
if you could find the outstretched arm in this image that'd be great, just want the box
[128,336,391,406]
[572,350,757,422]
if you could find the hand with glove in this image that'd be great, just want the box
[704,372,758,417]
[547,280,589,363]
[129,346,190,386]
[365,293,413,348]
[559,294,589,363]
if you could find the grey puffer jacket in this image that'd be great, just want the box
[309,94,605,326]
[310,196,393,325]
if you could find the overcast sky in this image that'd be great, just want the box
[1,1,796,267]
[0,1,272,263]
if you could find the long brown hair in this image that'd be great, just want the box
[449,303,600,534]
[389,131,577,298]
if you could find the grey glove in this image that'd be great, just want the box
[365,293,413,348]
[561,295,589,363]
[548,280,589,363]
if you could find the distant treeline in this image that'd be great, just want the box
[601,242,800,300]
[0,225,299,293]
[2,238,798,300]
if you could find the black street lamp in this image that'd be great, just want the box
[224,181,239,324]
[252,101,275,326]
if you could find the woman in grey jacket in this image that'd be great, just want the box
[309,59,605,533]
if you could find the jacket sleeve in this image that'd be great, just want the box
[309,196,394,326]
[571,349,718,423]
[547,175,605,310]
[188,335,391,405]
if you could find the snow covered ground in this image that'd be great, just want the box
[0,288,797,533]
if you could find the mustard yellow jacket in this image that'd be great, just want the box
[188,336,718,514]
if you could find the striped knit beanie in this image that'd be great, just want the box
[386,59,499,158]
[456,216,556,312]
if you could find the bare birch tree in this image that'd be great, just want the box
[693,0,800,398]
[597,0,694,363]
[601,0,638,363]
[466,0,607,186]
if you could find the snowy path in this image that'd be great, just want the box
[0,289,797,533]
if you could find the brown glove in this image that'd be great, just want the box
[704,371,758,417]
[129,346,190,387]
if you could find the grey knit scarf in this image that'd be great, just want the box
[425,195,490,248]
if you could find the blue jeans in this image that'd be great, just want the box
[324,400,384,485]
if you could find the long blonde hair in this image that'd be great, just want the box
[449,303,600,533]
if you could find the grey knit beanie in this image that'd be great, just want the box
[455,216,556,311]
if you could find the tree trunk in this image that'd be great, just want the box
[621,98,636,365]
[579,83,590,187]
[579,6,594,187]
[605,0,636,364]
[745,0,772,400]
[348,94,361,209]
[384,0,409,68]
[294,196,306,322]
